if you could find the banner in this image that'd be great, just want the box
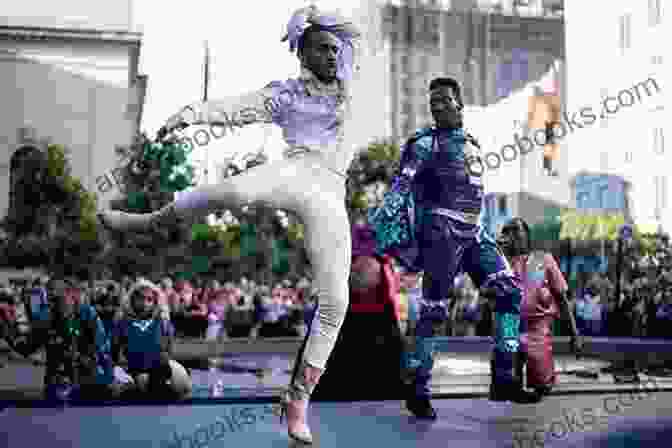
[559,211,626,241]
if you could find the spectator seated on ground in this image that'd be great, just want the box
[253,285,294,338]
[183,288,208,339]
[0,287,17,334]
[309,223,405,401]
[226,284,255,338]
[114,279,191,400]
[284,287,307,338]
[652,272,672,340]
[0,287,20,367]
[575,278,605,337]
[206,288,229,342]
[170,279,194,337]
[5,278,117,402]
[26,277,50,322]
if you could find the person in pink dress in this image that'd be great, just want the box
[497,217,583,398]
[206,288,229,341]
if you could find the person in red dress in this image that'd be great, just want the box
[497,217,583,398]
[296,222,405,402]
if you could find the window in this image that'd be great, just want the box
[654,127,665,155]
[598,185,610,209]
[619,14,632,52]
[651,55,663,65]
[600,151,609,171]
[663,176,668,210]
[655,175,668,214]
[577,192,589,209]
[649,0,662,26]
[497,196,508,216]
[625,151,633,163]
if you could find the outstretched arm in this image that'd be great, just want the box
[164,88,280,134]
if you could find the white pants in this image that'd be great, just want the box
[167,154,351,370]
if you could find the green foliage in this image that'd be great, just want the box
[287,222,304,243]
[346,138,401,218]
[117,135,196,208]
[46,144,68,178]
[0,142,101,271]
[140,140,196,193]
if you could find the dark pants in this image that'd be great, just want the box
[259,319,296,338]
[175,314,207,338]
[409,215,523,398]
[292,300,404,401]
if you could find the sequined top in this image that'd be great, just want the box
[187,50,360,177]
[369,126,482,268]
[413,127,484,223]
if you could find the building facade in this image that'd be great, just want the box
[379,0,569,227]
[570,172,631,216]
[564,0,667,233]
[0,2,145,218]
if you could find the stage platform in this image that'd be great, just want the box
[2,393,672,447]
[3,337,672,401]
[2,337,672,447]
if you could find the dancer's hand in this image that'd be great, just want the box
[159,104,198,138]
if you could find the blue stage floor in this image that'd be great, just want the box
[3,393,672,448]
[2,336,672,446]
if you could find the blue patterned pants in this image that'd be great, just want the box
[407,214,522,398]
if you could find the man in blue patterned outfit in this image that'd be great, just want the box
[372,77,538,420]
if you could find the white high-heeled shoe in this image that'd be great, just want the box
[279,389,313,444]
[279,362,323,444]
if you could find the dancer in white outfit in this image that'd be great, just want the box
[98,6,361,444]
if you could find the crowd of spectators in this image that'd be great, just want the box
[0,274,317,347]
[3,252,672,353]
[1,233,671,400]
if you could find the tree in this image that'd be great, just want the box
[346,138,401,222]
[0,143,103,277]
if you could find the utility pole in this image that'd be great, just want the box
[202,41,210,184]
[203,40,210,103]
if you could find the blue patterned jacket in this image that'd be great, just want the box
[368,126,482,272]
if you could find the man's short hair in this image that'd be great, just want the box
[429,77,463,108]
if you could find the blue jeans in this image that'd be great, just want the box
[408,214,522,398]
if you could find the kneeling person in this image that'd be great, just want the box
[114,279,190,399]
